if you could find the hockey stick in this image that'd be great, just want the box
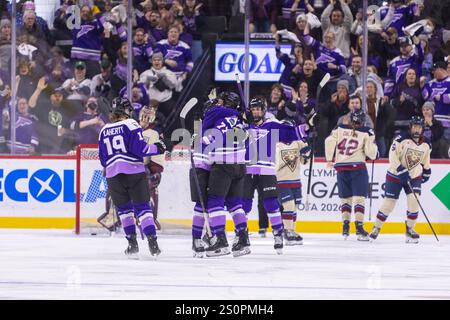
[179,98,213,238]
[235,73,246,109]
[368,160,375,221]
[305,73,331,214]
[407,180,439,242]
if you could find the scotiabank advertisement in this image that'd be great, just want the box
[0,156,449,230]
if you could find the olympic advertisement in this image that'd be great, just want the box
[0,156,449,233]
[214,42,291,82]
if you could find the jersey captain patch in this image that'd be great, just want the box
[405,148,424,170]
[281,149,299,172]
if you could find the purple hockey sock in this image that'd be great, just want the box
[134,202,156,237]
[117,202,136,236]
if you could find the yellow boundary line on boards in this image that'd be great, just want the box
[1,217,450,235]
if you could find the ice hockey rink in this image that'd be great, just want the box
[1,229,450,300]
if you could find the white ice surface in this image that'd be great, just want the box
[1,229,450,300]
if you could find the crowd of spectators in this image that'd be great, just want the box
[0,0,214,155]
[0,0,449,159]
[260,0,450,158]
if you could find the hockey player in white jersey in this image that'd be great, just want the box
[369,116,432,243]
[325,103,378,241]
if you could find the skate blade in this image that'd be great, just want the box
[357,236,370,242]
[405,238,419,244]
[343,235,349,240]
[232,248,251,258]
[193,251,205,258]
[285,240,303,246]
[126,253,140,260]
[275,248,283,255]
[206,248,231,257]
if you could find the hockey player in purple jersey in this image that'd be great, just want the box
[242,96,314,254]
[200,92,251,258]
[98,97,171,259]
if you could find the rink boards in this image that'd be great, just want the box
[0,155,449,234]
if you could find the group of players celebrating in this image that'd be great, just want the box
[97,87,432,259]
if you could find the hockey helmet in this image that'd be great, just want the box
[409,115,424,139]
[218,91,241,109]
[350,109,365,126]
[110,97,134,118]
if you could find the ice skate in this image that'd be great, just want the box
[273,230,284,255]
[405,223,420,244]
[355,221,369,241]
[147,235,161,257]
[342,220,350,240]
[259,228,267,238]
[283,229,303,246]
[125,234,139,259]
[202,232,214,247]
[232,229,251,257]
[205,234,230,257]
[192,238,205,258]
[369,226,380,242]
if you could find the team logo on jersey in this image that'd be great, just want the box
[430,87,448,99]
[76,25,95,38]
[281,149,298,172]
[405,148,423,170]
[48,110,62,127]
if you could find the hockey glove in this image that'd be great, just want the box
[300,146,312,160]
[396,165,410,184]
[155,137,174,154]
[422,167,431,184]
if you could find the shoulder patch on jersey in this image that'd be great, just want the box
[122,118,140,131]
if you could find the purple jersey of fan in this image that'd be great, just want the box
[422,76,450,128]
[8,115,39,154]
[200,105,246,164]
[245,119,308,175]
[133,41,154,74]
[156,39,194,76]
[72,112,109,145]
[303,34,346,79]
[384,45,424,97]
[98,119,160,178]
[378,3,418,37]
[71,14,105,61]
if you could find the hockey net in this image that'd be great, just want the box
[75,144,113,235]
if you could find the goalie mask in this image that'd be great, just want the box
[409,116,424,140]
[110,97,134,119]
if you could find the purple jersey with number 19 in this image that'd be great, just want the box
[98,119,159,178]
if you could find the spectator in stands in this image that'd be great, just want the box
[384,36,424,100]
[293,80,316,119]
[133,28,154,74]
[16,56,38,100]
[275,34,303,99]
[422,60,450,141]
[267,83,286,119]
[282,0,316,23]
[44,46,73,89]
[155,0,175,31]
[16,1,52,45]
[337,95,373,128]
[0,18,11,75]
[296,57,324,98]
[90,58,114,105]
[379,27,401,73]
[108,41,139,97]
[70,4,105,78]
[391,67,423,133]
[420,37,434,83]
[156,25,193,88]
[71,96,107,145]
[248,0,278,33]
[139,52,177,117]
[7,97,39,154]
[377,0,422,37]
[119,82,150,120]
[62,61,92,102]
[137,10,167,46]
[28,78,72,154]
[345,55,362,94]
[351,35,383,76]
[422,101,446,158]
[18,10,48,46]
[290,14,314,60]
[320,0,353,60]
[316,79,350,155]
[172,18,193,47]
[303,22,346,78]
[365,80,396,157]
[180,0,205,34]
